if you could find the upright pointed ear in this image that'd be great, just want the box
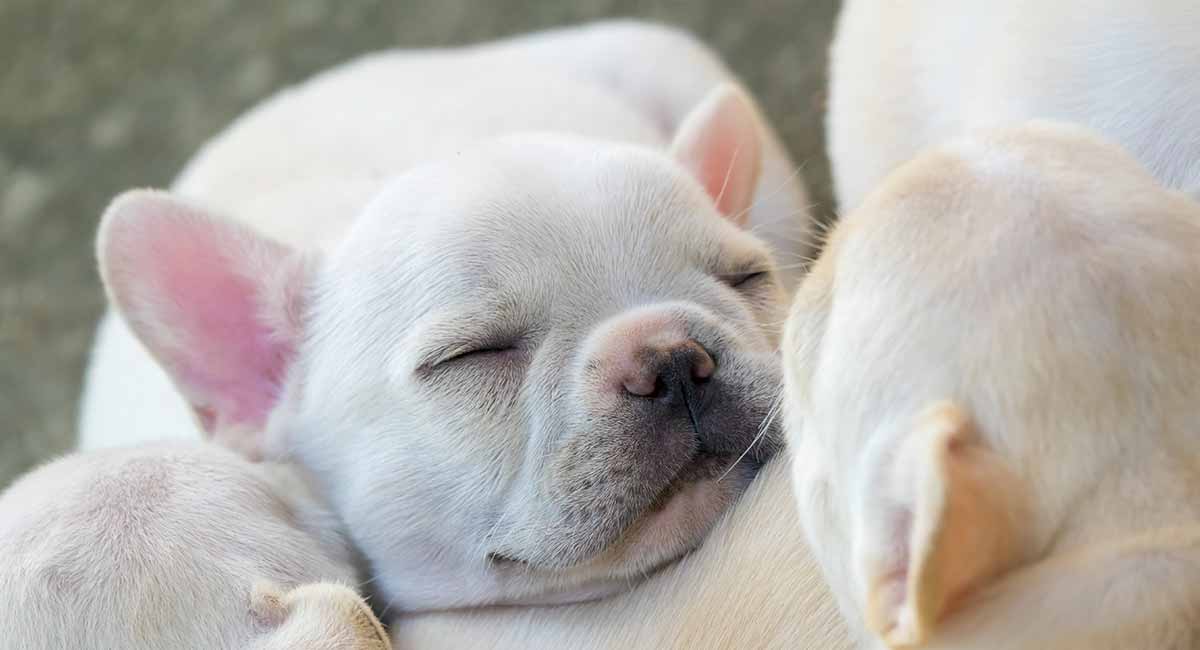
[670,83,764,225]
[96,190,312,459]
[859,402,1026,647]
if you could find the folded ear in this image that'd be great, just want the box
[97,190,312,459]
[250,580,290,628]
[670,83,764,225]
[283,583,392,649]
[859,402,1026,647]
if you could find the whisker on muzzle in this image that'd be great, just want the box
[717,388,784,482]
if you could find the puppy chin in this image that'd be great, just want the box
[488,457,761,604]
[603,457,758,563]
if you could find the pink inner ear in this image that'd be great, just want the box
[103,195,298,434]
[696,132,748,216]
[671,85,763,224]
[160,231,291,429]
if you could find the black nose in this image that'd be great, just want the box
[623,339,716,410]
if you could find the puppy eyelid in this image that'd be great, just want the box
[719,268,769,288]
[420,338,521,371]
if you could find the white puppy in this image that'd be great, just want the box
[0,443,390,649]
[827,0,1200,212]
[78,21,812,612]
[785,122,1200,649]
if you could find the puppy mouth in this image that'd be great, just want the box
[647,448,748,511]
[487,447,765,573]
[487,378,782,579]
[638,388,776,519]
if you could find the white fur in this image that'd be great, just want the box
[827,0,1200,212]
[81,19,811,451]
[0,443,384,649]
[786,122,1200,649]
[79,21,813,613]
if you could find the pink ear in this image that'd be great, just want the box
[670,84,764,225]
[97,190,310,454]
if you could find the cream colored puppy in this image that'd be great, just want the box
[828,0,1200,212]
[785,122,1200,649]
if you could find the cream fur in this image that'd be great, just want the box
[251,582,392,650]
[827,0,1200,212]
[0,443,390,649]
[786,122,1200,649]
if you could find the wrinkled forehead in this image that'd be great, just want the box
[336,140,770,312]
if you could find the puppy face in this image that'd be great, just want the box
[98,88,786,610]
[296,136,783,608]
[783,122,1200,647]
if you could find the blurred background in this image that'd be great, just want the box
[0,0,839,486]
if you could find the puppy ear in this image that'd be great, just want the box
[670,83,764,225]
[97,190,312,458]
[249,580,291,628]
[859,402,1025,647]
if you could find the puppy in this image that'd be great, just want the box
[0,443,389,649]
[827,0,1200,212]
[78,21,810,612]
[785,122,1200,649]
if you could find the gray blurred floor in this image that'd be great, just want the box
[0,0,840,487]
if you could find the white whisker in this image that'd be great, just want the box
[718,389,784,482]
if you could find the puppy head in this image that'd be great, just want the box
[0,444,361,649]
[97,86,787,609]
[783,121,1200,647]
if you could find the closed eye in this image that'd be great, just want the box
[723,270,768,288]
[434,344,520,367]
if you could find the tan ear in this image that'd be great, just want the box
[251,582,391,649]
[861,402,1025,647]
[249,580,290,628]
[670,83,764,224]
[289,583,391,649]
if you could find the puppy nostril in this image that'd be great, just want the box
[691,347,715,383]
[625,374,669,399]
[622,339,715,399]
[675,340,715,386]
[623,374,659,397]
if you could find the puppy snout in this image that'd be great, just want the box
[621,339,716,403]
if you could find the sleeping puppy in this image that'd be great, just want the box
[0,443,390,649]
[785,122,1200,649]
[78,21,808,612]
[828,0,1200,212]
